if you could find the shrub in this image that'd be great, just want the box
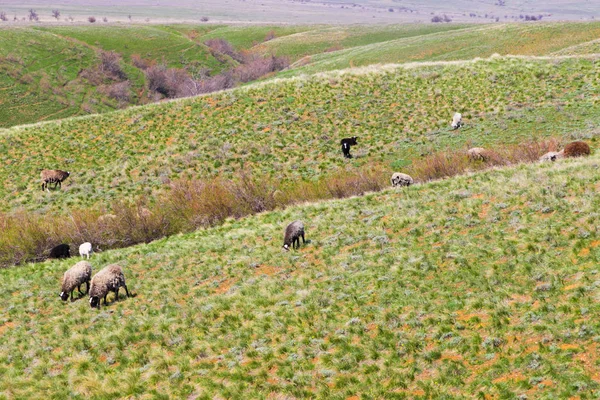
[131,54,153,70]
[88,16,96,23]
[264,30,276,41]
[28,9,38,21]
[52,10,60,19]
[98,81,131,102]
[201,16,209,22]
[0,12,7,22]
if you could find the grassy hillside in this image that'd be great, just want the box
[1,55,599,213]
[3,22,600,128]
[2,151,600,398]
[275,22,600,77]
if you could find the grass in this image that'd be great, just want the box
[1,55,599,214]
[274,22,600,78]
[3,22,600,128]
[2,150,600,397]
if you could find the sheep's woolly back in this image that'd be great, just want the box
[61,261,92,294]
[41,169,69,182]
[284,220,304,247]
[563,141,591,158]
[79,242,93,257]
[390,172,414,187]
[467,147,487,160]
[89,264,126,299]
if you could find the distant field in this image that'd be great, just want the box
[2,149,600,397]
[0,55,599,214]
[1,0,599,24]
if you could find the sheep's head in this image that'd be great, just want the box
[89,296,100,308]
[283,244,290,251]
[59,291,69,301]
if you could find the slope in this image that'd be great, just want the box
[1,55,599,213]
[2,150,600,398]
[275,22,600,78]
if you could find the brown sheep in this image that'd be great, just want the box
[41,169,70,191]
[563,141,591,158]
[89,264,131,308]
[60,261,92,301]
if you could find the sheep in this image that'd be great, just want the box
[340,136,358,159]
[41,169,70,192]
[467,147,487,161]
[49,243,71,259]
[390,172,414,187]
[451,113,463,130]
[539,151,564,162]
[563,141,591,158]
[89,264,131,309]
[59,261,92,301]
[283,220,305,251]
[79,242,93,259]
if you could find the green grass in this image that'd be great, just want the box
[2,151,600,397]
[275,22,600,78]
[1,55,599,213]
[3,22,600,129]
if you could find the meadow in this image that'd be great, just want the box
[2,151,600,398]
[1,54,599,214]
[3,22,600,128]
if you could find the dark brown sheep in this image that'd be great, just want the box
[563,141,590,158]
[283,220,305,251]
[41,169,70,191]
[49,244,71,259]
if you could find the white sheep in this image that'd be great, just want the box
[539,151,564,163]
[79,242,93,259]
[390,172,414,187]
[467,147,487,161]
[451,113,463,130]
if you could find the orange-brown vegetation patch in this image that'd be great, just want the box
[493,370,526,384]
[0,321,16,335]
[254,265,280,276]
[215,278,237,294]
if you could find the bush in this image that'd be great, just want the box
[98,81,131,102]
[88,16,96,23]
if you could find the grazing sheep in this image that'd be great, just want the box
[467,147,487,161]
[49,244,71,259]
[563,141,591,158]
[539,151,564,162]
[451,113,463,130]
[89,264,131,309]
[41,169,70,192]
[283,220,305,251]
[79,242,93,259]
[390,172,414,187]
[60,261,92,301]
[340,136,358,159]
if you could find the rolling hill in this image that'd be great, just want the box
[1,148,600,398]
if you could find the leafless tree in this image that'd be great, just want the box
[0,12,7,22]
[103,17,108,22]
[52,10,60,20]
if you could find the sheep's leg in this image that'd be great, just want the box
[123,285,131,297]
[77,284,84,295]
[70,290,74,301]
[85,281,90,294]
[103,294,108,305]
[301,233,305,244]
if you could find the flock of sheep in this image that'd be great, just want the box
[48,111,591,309]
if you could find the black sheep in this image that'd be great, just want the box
[340,136,358,158]
[49,244,71,259]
